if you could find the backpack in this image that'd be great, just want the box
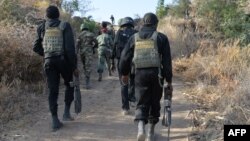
[116,27,135,58]
[42,21,66,57]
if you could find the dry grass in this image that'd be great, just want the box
[175,40,250,140]
[0,23,43,82]
[0,23,44,132]
[158,17,202,58]
[158,16,250,141]
[0,77,44,131]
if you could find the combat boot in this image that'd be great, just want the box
[146,123,155,141]
[137,120,146,141]
[63,104,74,121]
[98,73,102,81]
[52,115,63,132]
[85,76,91,89]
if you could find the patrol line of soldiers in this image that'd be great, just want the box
[33,5,172,141]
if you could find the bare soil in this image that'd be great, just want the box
[1,57,192,141]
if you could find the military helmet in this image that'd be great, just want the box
[120,17,134,27]
[80,23,89,30]
[143,13,158,25]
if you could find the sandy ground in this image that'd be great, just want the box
[1,57,192,141]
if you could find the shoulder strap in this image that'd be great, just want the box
[150,31,158,40]
[59,21,66,31]
[134,33,139,41]
[44,21,66,30]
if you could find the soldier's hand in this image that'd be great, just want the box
[121,75,129,85]
[73,68,79,77]
[166,82,173,92]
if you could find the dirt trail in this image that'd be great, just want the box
[1,58,192,141]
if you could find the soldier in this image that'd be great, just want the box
[96,26,114,80]
[76,24,98,89]
[119,13,173,141]
[110,14,115,25]
[111,17,137,115]
[33,5,78,131]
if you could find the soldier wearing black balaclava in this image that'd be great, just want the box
[33,5,78,131]
[119,13,173,141]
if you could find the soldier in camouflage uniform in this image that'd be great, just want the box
[76,24,98,89]
[96,27,114,81]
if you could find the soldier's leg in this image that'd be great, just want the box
[148,78,162,124]
[44,60,63,131]
[117,61,130,114]
[105,56,112,76]
[85,51,92,88]
[97,54,105,81]
[147,76,163,141]
[80,53,86,75]
[60,59,74,121]
[134,69,152,140]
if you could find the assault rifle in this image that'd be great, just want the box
[162,85,173,141]
[72,74,82,114]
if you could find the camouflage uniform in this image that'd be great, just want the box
[96,30,114,80]
[77,28,97,88]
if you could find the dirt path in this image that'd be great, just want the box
[1,58,192,141]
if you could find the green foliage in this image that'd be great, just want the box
[61,0,90,16]
[82,17,98,33]
[195,0,249,44]
[62,0,79,15]
[156,0,167,19]
[168,0,191,18]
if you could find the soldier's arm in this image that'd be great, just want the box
[159,33,172,83]
[33,23,45,56]
[109,36,114,49]
[111,30,121,59]
[76,37,81,54]
[119,36,135,76]
[92,35,98,49]
[63,22,77,70]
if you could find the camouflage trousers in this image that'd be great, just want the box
[97,47,111,73]
[80,51,93,78]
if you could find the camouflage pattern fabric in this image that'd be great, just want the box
[77,30,97,78]
[96,33,113,73]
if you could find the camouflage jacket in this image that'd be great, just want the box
[96,33,114,56]
[76,30,98,54]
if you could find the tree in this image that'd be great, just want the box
[170,0,191,18]
[61,0,91,16]
[156,0,166,19]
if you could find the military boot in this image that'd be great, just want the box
[137,120,146,141]
[52,115,63,132]
[146,123,155,141]
[85,76,91,89]
[98,73,102,81]
[63,104,74,121]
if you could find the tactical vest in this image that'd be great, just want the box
[43,22,65,57]
[133,31,160,69]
